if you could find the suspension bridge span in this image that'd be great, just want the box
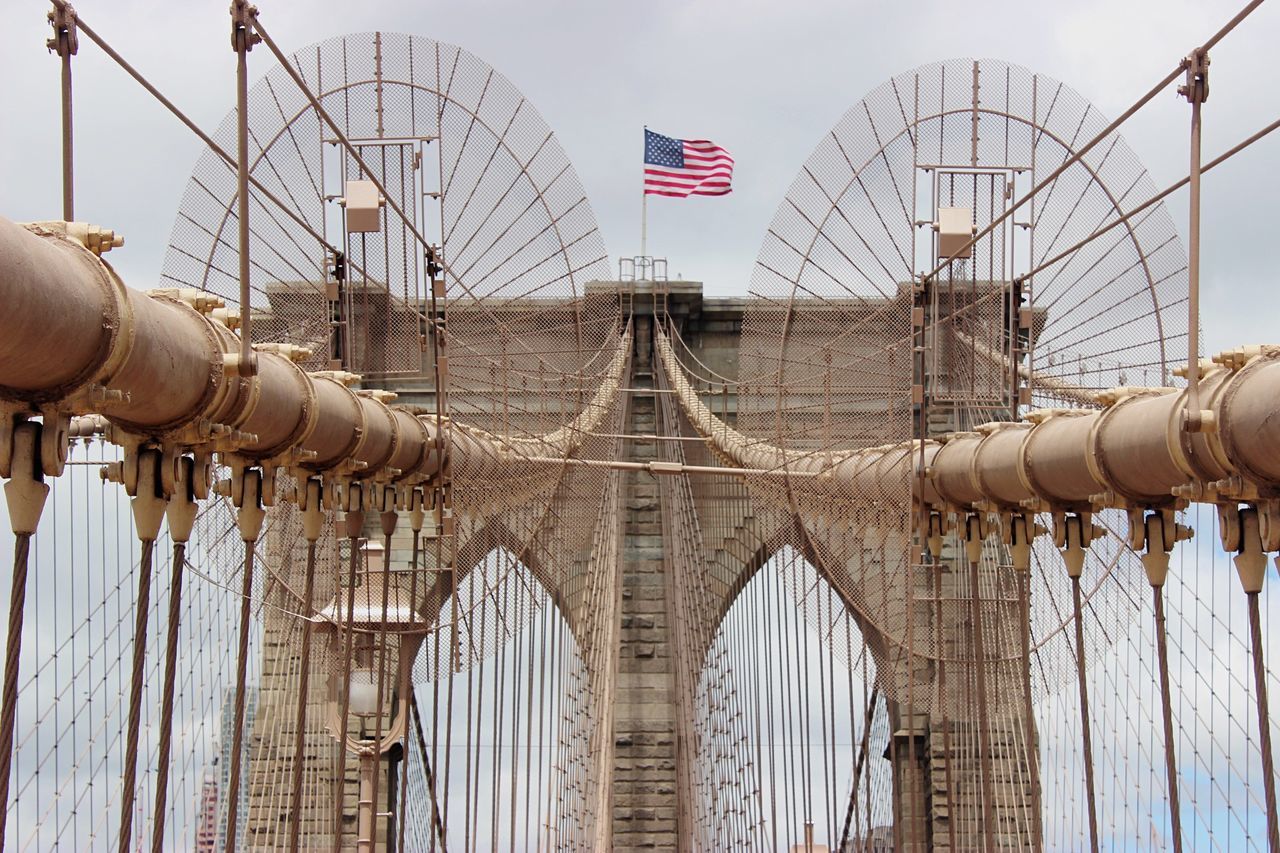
[2,1,1280,850]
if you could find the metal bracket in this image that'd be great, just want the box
[1178,48,1210,105]
[229,0,261,52]
[46,2,79,57]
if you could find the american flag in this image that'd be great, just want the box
[643,129,734,198]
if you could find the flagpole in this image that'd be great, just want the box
[641,190,648,261]
[641,125,648,263]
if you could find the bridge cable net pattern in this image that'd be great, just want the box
[0,27,627,851]
[648,56,1280,850]
[5,10,1280,851]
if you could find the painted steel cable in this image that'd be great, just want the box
[223,538,258,852]
[149,540,186,853]
[1248,589,1280,853]
[286,537,317,853]
[1072,572,1100,853]
[0,531,33,853]
[116,537,155,853]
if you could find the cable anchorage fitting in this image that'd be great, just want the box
[1178,48,1210,105]
[229,1,261,53]
[46,2,79,58]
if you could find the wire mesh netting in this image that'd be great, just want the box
[8,11,1280,850]
[148,28,624,851]
[635,56,1277,851]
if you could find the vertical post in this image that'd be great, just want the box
[48,2,79,221]
[357,751,377,853]
[641,190,648,262]
[970,60,980,168]
[641,126,649,262]
[1180,49,1209,431]
[232,2,260,378]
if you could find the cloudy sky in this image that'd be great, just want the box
[1,5,1278,846]
[1,0,1278,355]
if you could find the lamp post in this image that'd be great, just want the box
[314,540,426,852]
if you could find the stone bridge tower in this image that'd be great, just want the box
[240,277,1039,850]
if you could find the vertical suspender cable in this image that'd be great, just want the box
[1247,590,1280,853]
[1139,512,1185,853]
[116,539,156,853]
[936,552,959,853]
[60,28,74,221]
[410,690,448,849]
[0,421,49,852]
[151,457,197,853]
[1019,567,1042,852]
[225,543,257,850]
[366,518,397,850]
[288,479,324,852]
[1071,572,1100,853]
[0,536,32,853]
[286,539,318,852]
[118,450,166,853]
[331,506,366,853]
[398,513,423,853]
[1061,514,1099,853]
[1151,584,1183,852]
[1236,506,1280,852]
[970,554,997,853]
[150,544,184,850]
[1182,46,1207,428]
[965,518,997,853]
[226,468,266,851]
[228,9,262,836]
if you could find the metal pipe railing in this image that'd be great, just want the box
[6,213,1279,517]
[0,216,627,489]
[654,327,1280,514]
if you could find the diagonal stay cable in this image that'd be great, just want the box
[66,10,341,262]
[921,0,1266,284]
[72,4,621,396]
[251,14,451,289]
[1021,113,1280,285]
[63,8,400,306]
[252,12,618,378]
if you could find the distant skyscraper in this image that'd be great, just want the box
[194,752,220,853]
[215,687,259,851]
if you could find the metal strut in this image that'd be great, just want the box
[47,1,78,221]
[231,0,260,379]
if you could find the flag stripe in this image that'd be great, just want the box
[646,188,732,198]
[647,187,733,198]
[643,168,733,181]
[643,178,732,190]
